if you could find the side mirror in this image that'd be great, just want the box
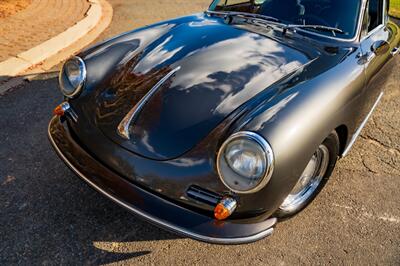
[371,40,390,56]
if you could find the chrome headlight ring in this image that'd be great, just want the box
[59,56,87,98]
[217,131,274,194]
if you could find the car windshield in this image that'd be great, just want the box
[209,0,362,39]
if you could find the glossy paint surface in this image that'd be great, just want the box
[57,9,400,219]
[79,13,317,160]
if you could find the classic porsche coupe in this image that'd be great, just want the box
[48,0,400,244]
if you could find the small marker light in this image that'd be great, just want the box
[214,197,237,221]
[53,102,71,116]
[53,106,64,116]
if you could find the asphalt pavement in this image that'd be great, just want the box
[0,1,399,265]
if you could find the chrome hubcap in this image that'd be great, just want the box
[280,145,330,213]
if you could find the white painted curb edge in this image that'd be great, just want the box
[0,0,109,77]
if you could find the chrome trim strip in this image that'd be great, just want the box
[187,190,219,205]
[187,186,221,205]
[342,92,384,157]
[48,118,275,244]
[117,66,181,139]
[217,131,274,194]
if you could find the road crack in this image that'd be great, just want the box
[360,135,400,156]
[361,158,378,174]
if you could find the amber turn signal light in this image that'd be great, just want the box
[214,197,237,221]
[53,102,71,116]
[53,105,65,116]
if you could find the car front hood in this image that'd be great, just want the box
[78,14,318,160]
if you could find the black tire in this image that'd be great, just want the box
[275,131,340,219]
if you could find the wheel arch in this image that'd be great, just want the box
[335,124,349,156]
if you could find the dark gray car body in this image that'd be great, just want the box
[48,0,400,243]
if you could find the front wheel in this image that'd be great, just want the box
[275,132,339,219]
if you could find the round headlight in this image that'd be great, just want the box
[217,131,274,194]
[59,56,86,98]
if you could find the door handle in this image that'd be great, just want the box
[392,47,400,56]
[366,52,376,62]
[357,52,376,64]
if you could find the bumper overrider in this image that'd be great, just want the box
[48,117,277,244]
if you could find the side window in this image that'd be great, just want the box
[366,0,384,32]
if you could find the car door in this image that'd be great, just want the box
[359,0,399,107]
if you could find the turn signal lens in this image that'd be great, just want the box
[53,102,71,116]
[53,105,65,116]
[214,197,237,221]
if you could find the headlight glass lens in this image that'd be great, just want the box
[59,57,86,98]
[225,139,266,178]
[65,60,82,89]
[217,132,274,193]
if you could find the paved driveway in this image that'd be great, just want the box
[0,0,89,62]
[0,1,399,265]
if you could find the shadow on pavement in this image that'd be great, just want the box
[0,74,180,265]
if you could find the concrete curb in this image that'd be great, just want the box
[0,0,113,77]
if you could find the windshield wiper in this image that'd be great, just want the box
[227,12,281,23]
[284,24,344,37]
[206,10,281,24]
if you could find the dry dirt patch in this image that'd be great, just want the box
[0,0,32,19]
